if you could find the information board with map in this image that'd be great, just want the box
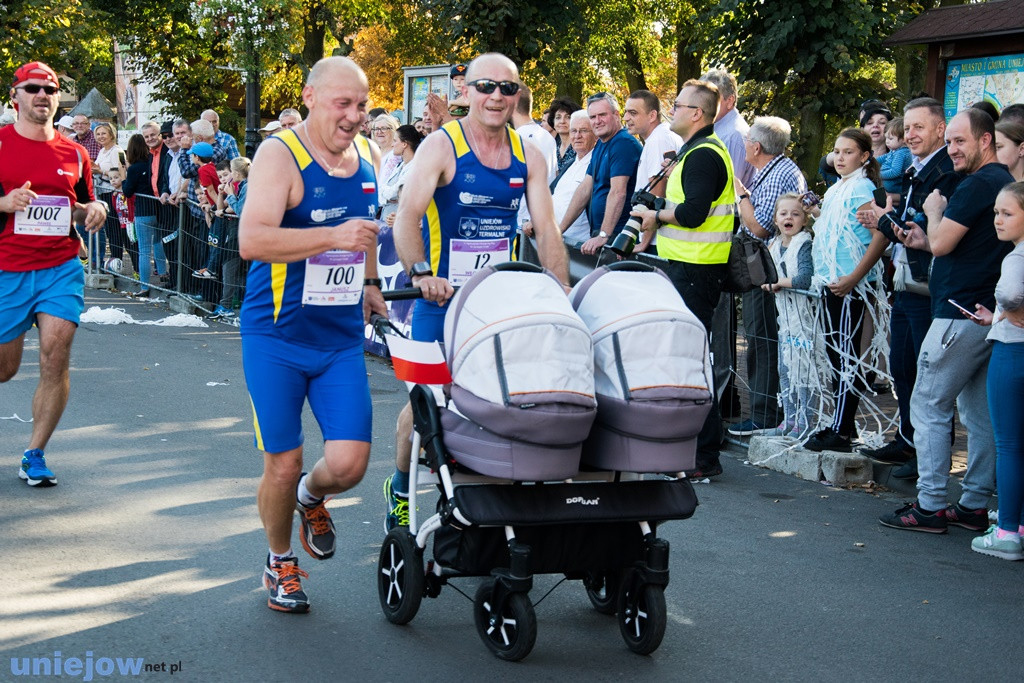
[944,53,1024,120]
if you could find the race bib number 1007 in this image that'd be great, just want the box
[14,195,72,236]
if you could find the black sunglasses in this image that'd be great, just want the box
[468,79,520,96]
[161,133,173,139]
[587,91,610,104]
[18,84,58,95]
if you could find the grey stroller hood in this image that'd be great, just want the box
[570,261,713,472]
[440,262,597,480]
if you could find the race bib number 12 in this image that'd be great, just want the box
[448,238,510,286]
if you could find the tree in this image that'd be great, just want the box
[0,1,111,99]
[698,0,924,180]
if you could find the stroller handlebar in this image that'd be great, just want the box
[381,287,424,301]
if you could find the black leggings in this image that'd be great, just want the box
[821,290,867,437]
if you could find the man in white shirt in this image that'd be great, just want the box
[535,110,596,245]
[513,82,558,229]
[623,89,682,252]
[512,83,557,183]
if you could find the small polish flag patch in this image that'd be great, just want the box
[509,177,524,188]
[386,335,452,385]
[362,182,376,194]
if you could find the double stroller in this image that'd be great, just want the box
[374,261,713,661]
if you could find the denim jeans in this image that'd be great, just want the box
[988,341,1024,531]
[75,224,106,266]
[889,291,932,448]
[134,214,158,287]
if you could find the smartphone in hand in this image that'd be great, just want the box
[873,187,887,209]
[948,299,981,320]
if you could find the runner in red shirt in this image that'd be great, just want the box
[0,61,108,487]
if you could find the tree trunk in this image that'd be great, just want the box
[554,70,585,106]
[676,37,703,92]
[894,44,928,101]
[795,98,825,187]
[301,1,327,71]
[622,38,647,93]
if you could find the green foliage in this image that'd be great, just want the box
[697,0,923,179]
[0,0,111,92]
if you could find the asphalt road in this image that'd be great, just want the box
[2,288,1021,682]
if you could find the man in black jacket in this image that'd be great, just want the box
[859,97,962,477]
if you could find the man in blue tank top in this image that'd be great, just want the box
[382,53,570,531]
[238,56,387,613]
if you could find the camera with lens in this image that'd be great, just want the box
[609,190,665,256]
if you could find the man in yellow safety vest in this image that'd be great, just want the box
[630,77,735,479]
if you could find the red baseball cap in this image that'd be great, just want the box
[12,62,59,89]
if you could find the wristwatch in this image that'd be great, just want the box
[598,231,609,239]
[408,261,433,279]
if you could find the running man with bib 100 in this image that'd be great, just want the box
[238,57,386,614]
[0,61,107,488]
[384,52,570,530]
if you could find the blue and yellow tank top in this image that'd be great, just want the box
[421,120,528,294]
[241,130,377,350]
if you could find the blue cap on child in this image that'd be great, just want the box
[191,142,215,158]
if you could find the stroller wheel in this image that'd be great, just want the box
[473,582,537,662]
[378,528,425,625]
[617,573,667,655]
[584,570,620,615]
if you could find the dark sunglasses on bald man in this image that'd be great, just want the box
[467,79,520,96]
[17,84,58,95]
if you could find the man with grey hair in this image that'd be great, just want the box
[201,108,239,159]
[558,91,642,255]
[700,68,751,426]
[278,108,302,129]
[176,117,230,215]
[728,116,808,435]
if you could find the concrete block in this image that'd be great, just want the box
[85,273,114,289]
[821,451,873,486]
[748,436,822,482]
[168,295,198,315]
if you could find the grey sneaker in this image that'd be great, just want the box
[971,525,1024,561]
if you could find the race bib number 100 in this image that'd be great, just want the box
[14,195,72,236]
[303,250,366,305]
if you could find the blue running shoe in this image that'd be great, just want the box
[383,474,409,532]
[20,449,57,487]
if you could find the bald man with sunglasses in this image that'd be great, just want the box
[385,52,568,531]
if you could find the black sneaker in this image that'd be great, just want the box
[878,502,948,533]
[296,473,336,560]
[263,556,310,613]
[682,462,723,479]
[891,456,918,480]
[804,428,852,453]
[860,440,914,465]
[945,503,989,531]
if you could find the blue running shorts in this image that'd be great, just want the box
[0,259,85,344]
[242,333,372,453]
[411,300,447,343]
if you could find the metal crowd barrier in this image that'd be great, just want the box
[86,191,247,319]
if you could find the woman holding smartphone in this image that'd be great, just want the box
[968,181,1024,560]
